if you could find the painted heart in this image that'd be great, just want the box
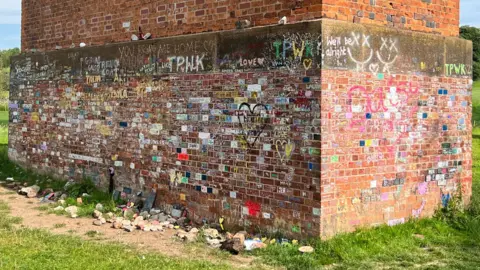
[275,139,295,162]
[369,63,379,73]
[238,103,268,148]
[303,58,313,70]
[257,58,265,66]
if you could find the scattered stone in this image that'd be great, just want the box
[58,199,66,205]
[189,228,199,234]
[167,224,174,229]
[93,210,103,219]
[167,217,176,224]
[112,221,122,229]
[206,238,221,248]
[150,209,161,215]
[156,214,168,222]
[139,211,150,219]
[123,225,134,232]
[159,221,169,227]
[99,217,106,224]
[95,203,104,211]
[19,185,40,198]
[105,212,114,219]
[53,191,63,199]
[6,177,14,181]
[6,183,16,189]
[220,239,243,255]
[177,217,186,225]
[93,219,103,226]
[53,206,64,211]
[132,216,144,226]
[233,232,246,247]
[413,234,425,240]
[64,180,75,191]
[76,197,83,204]
[121,220,131,227]
[64,206,78,218]
[203,228,219,239]
[59,194,68,200]
[171,208,182,218]
[299,246,314,253]
[176,230,197,242]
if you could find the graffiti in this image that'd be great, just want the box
[270,33,321,71]
[444,63,471,76]
[324,32,400,74]
[237,103,269,148]
[275,139,295,163]
[412,200,426,218]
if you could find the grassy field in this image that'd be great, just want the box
[0,201,231,270]
[0,83,478,269]
[0,111,7,145]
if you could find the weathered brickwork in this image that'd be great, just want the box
[10,18,472,237]
[22,0,460,52]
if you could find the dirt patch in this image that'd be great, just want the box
[0,187,267,269]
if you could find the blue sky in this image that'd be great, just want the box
[0,0,478,50]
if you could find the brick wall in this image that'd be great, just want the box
[9,19,472,237]
[22,0,460,52]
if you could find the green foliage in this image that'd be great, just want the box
[0,90,7,111]
[434,184,467,229]
[460,26,480,80]
[65,178,97,198]
[0,48,20,69]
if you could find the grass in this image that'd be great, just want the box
[53,223,66,229]
[0,111,7,145]
[0,201,231,270]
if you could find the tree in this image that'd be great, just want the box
[0,48,20,92]
[0,48,20,69]
[0,68,8,92]
[460,26,480,81]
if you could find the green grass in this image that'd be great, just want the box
[0,110,7,145]
[472,81,480,126]
[0,201,231,270]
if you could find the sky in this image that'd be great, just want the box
[0,0,478,50]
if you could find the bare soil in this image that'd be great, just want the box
[0,187,268,269]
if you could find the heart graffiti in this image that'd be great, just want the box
[237,103,269,148]
[275,139,295,162]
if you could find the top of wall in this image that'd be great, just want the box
[22,0,461,52]
[12,19,472,81]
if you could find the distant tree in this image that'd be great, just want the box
[0,48,20,92]
[0,48,20,69]
[0,68,8,92]
[460,26,480,81]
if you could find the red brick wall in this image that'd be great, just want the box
[12,14,472,237]
[22,0,460,52]
[320,70,472,236]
